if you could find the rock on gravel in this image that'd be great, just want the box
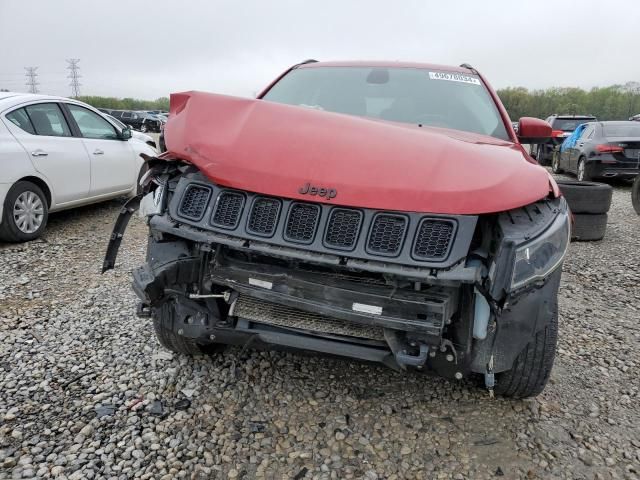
[1,181,639,479]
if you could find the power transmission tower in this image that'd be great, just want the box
[66,59,81,97]
[24,67,39,93]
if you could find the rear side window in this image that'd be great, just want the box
[6,108,35,134]
[24,103,72,137]
[553,118,596,132]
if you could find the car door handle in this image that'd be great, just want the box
[93,149,104,155]
[578,143,584,147]
[31,150,48,157]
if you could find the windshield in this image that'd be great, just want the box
[554,118,596,132]
[263,66,509,140]
[604,123,640,137]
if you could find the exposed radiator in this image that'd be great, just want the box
[231,294,385,341]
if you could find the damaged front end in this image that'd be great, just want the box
[104,158,569,398]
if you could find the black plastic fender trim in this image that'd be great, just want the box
[102,195,141,273]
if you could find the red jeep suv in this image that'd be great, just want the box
[105,61,568,398]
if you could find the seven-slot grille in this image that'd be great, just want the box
[413,219,454,259]
[285,203,320,244]
[247,197,281,236]
[178,185,211,220]
[211,191,245,229]
[324,208,362,250]
[367,214,407,256]
[176,183,458,262]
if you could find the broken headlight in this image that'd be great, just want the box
[511,207,570,290]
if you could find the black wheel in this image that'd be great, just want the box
[632,175,640,215]
[571,213,607,241]
[551,151,563,174]
[0,181,49,242]
[576,157,591,182]
[152,300,225,355]
[555,180,612,214]
[495,303,558,399]
[139,123,148,133]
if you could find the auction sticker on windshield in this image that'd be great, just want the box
[428,71,481,85]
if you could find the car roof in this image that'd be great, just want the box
[298,60,474,73]
[552,114,596,119]
[598,120,638,126]
[0,91,89,111]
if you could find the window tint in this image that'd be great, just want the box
[553,118,596,132]
[6,108,35,134]
[24,103,71,137]
[67,104,118,139]
[263,67,509,140]
[580,125,594,139]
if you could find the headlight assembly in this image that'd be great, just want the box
[511,207,570,290]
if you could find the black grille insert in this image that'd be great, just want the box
[285,203,320,244]
[211,191,245,229]
[178,184,211,221]
[247,197,281,237]
[324,208,362,250]
[367,214,407,256]
[413,219,455,260]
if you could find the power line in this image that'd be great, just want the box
[24,67,39,93]
[66,58,81,98]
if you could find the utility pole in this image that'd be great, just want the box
[66,59,81,98]
[24,67,39,94]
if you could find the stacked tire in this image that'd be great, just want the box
[556,180,612,241]
[633,175,640,215]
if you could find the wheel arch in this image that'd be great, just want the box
[16,176,52,207]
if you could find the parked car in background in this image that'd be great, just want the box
[105,61,568,399]
[0,92,155,242]
[104,114,157,149]
[552,121,640,181]
[110,110,162,133]
[630,113,640,121]
[98,108,114,115]
[534,114,597,165]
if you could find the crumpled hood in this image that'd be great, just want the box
[164,91,551,214]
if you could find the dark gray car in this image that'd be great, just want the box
[533,114,597,165]
[552,121,640,181]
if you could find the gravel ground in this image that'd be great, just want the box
[0,178,639,480]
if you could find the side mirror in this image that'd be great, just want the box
[118,127,132,140]
[517,117,552,144]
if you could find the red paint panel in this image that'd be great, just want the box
[164,91,552,215]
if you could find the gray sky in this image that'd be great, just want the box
[1,0,638,99]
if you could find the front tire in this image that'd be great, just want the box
[495,304,558,398]
[152,300,224,355]
[0,181,49,242]
[577,157,591,181]
[551,151,563,173]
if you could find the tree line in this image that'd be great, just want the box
[75,83,640,120]
[497,82,640,121]
[77,95,170,112]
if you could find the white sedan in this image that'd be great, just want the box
[0,92,156,242]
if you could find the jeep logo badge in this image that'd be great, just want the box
[298,183,337,200]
